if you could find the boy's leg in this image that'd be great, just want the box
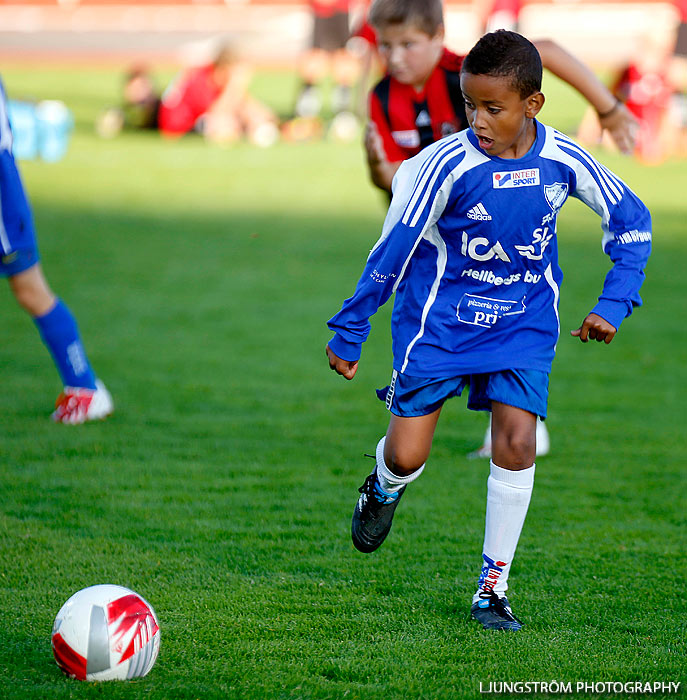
[471,402,536,631]
[10,263,112,423]
[384,409,442,476]
[468,414,549,459]
[352,409,440,553]
[11,265,98,391]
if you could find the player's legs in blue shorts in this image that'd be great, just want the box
[354,368,547,630]
[1,147,112,422]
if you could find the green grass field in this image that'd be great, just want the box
[0,65,685,699]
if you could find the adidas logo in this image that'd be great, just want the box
[467,202,492,221]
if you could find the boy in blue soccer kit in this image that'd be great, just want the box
[326,31,651,630]
[1,78,113,423]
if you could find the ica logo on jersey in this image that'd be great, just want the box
[493,168,540,188]
[461,232,511,262]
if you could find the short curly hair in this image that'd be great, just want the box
[461,30,542,99]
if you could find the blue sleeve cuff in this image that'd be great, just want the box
[590,299,632,330]
[327,334,362,362]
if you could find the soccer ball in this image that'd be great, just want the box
[51,584,160,681]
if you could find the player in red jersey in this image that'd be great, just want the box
[158,45,278,146]
[364,0,639,193]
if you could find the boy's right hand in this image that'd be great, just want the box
[364,121,386,167]
[571,313,617,344]
[326,344,358,380]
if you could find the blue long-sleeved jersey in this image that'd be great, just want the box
[328,121,651,377]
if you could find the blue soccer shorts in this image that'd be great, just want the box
[0,150,39,278]
[376,369,549,419]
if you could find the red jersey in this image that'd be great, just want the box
[158,65,222,136]
[369,49,467,163]
[311,0,350,18]
[675,0,687,22]
[613,62,672,161]
[614,63,671,124]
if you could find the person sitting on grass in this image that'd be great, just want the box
[325,29,651,631]
[1,77,113,424]
[158,44,279,147]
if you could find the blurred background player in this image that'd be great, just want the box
[362,0,639,458]
[576,25,677,164]
[668,0,687,155]
[286,0,361,140]
[364,0,637,192]
[158,44,279,147]
[96,64,161,138]
[475,0,523,33]
[1,77,113,424]
[121,64,160,131]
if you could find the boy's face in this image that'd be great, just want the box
[376,22,444,91]
[460,72,544,159]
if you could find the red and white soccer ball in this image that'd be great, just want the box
[51,584,160,681]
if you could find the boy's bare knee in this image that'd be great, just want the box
[12,285,54,316]
[385,448,425,477]
[9,267,55,316]
[492,433,535,469]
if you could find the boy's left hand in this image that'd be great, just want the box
[571,313,617,344]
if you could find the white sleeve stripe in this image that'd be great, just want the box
[401,142,465,227]
[554,134,623,202]
[557,140,620,204]
[0,198,9,255]
[401,140,461,226]
[554,134,623,203]
[413,136,459,193]
[599,161,627,192]
[0,81,13,153]
[554,131,624,196]
[405,149,465,228]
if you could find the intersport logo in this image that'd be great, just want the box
[492,168,540,188]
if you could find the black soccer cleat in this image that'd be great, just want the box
[470,590,523,631]
[351,472,405,553]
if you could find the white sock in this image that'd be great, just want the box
[374,436,425,493]
[473,461,535,603]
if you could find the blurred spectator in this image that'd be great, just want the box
[347,0,382,118]
[285,0,361,141]
[122,65,160,131]
[474,0,523,33]
[577,25,677,164]
[668,0,687,155]
[158,45,279,147]
[96,65,159,138]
